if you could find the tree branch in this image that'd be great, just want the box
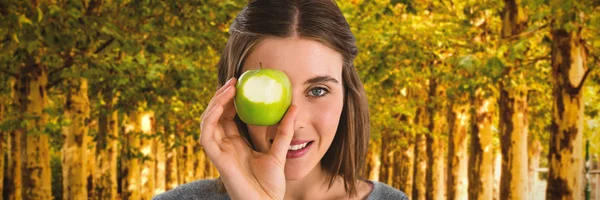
[575,41,600,90]
[46,77,64,90]
[574,66,594,92]
[523,56,551,65]
[586,42,600,64]
[94,37,114,54]
[47,33,113,80]
[0,67,18,78]
[47,53,75,89]
[49,55,74,78]
[503,23,549,41]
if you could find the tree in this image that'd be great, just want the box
[468,88,495,200]
[5,79,22,200]
[95,89,119,199]
[121,110,142,200]
[466,6,497,200]
[1,0,599,199]
[61,78,90,199]
[426,76,447,200]
[19,61,52,199]
[446,98,470,200]
[0,78,7,198]
[499,0,529,199]
[546,0,595,198]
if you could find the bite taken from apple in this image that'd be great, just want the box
[234,62,292,126]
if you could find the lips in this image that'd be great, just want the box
[269,139,314,158]
[270,139,312,147]
[286,141,313,158]
[288,142,309,150]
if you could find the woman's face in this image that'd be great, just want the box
[241,36,344,180]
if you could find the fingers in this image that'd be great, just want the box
[268,105,298,162]
[220,86,238,122]
[200,105,224,157]
[202,81,236,123]
[201,78,237,119]
[214,78,237,101]
[200,78,238,155]
[211,84,240,137]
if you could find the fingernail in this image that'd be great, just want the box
[225,77,234,85]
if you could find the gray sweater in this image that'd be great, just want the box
[153,179,408,200]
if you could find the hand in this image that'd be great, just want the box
[200,77,298,200]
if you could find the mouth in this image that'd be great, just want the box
[270,140,314,158]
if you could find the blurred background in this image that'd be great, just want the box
[0,0,599,199]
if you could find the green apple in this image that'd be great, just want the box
[234,63,292,126]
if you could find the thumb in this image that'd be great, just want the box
[268,105,298,163]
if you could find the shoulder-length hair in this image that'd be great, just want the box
[215,0,370,197]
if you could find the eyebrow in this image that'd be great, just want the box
[304,75,340,85]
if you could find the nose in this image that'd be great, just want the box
[290,93,307,131]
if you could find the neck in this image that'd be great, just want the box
[284,165,346,200]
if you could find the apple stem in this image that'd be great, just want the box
[259,62,263,69]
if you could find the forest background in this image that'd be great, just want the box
[1,0,599,199]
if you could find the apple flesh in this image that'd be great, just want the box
[234,66,292,126]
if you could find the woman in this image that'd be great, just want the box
[155,0,408,199]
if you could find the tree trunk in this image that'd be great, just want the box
[62,78,90,199]
[6,78,21,200]
[397,116,414,197]
[426,80,446,200]
[177,123,186,184]
[7,129,22,200]
[18,62,52,199]
[498,76,529,200]
[155,123,166,194]
[7,78,21,200]
[425,134,446,200]
[87,126,96,200]
[0,98,5,196]
[185,135,194,183]
[446,102,469,200]
[165,117,179,190]
[141,112,156,200]
[468,90,494,200]
[493,150,502,200]
[412,107,428,200]
[528,140,542,200]
[499,0,529,199]
[379,128,392,185]
[366,141,380,181]
[391,151,400,189]
[546,25,587,200]
[95,91,119,199]
[122,111,142,200]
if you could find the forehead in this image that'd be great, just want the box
[241,37,343,81]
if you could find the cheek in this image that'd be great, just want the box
[310,97,344,138]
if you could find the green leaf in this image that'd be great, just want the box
[458,55,479,75]
[485,56,505,80]
[37,6,43,22]
[18,14,33,26]
[563,22,576,32]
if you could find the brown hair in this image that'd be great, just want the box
[215,0,370,197]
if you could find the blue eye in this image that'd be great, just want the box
[308,87,328,98]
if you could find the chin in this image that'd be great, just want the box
[283,162,314,181]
